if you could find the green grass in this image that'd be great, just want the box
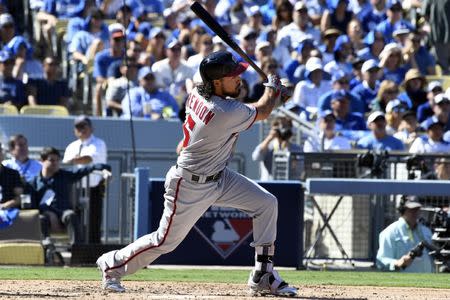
[0,267,449,289]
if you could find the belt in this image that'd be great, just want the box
[176,165,223,184]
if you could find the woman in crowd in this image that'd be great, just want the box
[370,80,400,113]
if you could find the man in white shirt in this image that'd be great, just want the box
[63,116,107,243]
[303,110,352,152]
[409,117,450,154]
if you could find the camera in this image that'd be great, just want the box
[357,150,389,178]
[404,155,429,179]
[274,126,293,141]
[409,242,424,259]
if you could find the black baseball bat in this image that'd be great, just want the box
[189,0,267,80]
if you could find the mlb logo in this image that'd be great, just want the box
[194,206,253,259]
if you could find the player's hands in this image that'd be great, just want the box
[394,254,413,269]
[280,85,292,103]
[263,74,281,94]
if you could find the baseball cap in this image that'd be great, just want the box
[434,93,450,105]
[387,0,402,10]
[393,21,411,36]
[199,50,248,82]
[403,195,422,209]
[166,38,181,49]
[331,70,347,82]
[402,110,416,120]
[361,59,380,73]
[385,99,407,113]
[319,109,336,120]
[367,111,385,124]
[323,28,341,39]
[331,90,349,102]
[74,115,92,127]
[0,50,13,63]
[296,36,314,53]
[403,68,424,85]
[255,41,271,52]
[421,116,443,130]
[0,13,14,27]
[246,5,262,17]
[333,34,350,53]
[138,66,153,80]
[109,23,125,38]
[238,27,258,41]
[427,80,443,92]
[305,57,323,73]
[379,43,401,60]
[149,27,165,39]
[294,1,307,11]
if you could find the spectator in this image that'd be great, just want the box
[397,68,427,112]
[30,147,110,245]
[324,34,354,77]
[277,1,320,51]
[319,28,341,65]
[347,19,365,52]
[391,20,412,47]
[410,116,450,154]
[152,39,194,106]
[370,79,400,112]
[0,142,23,209]
[402,31,436,76]
[241,6,266,36]
[351,59,381,112]
[249,57,280,101]
[6,36,44,81]
[0,50,25,109]
[379,43,408,85]
[105,58,139,116]
[122,66,179,119]
[360,0,387,33]
[93,23,126,116]
[2,134,42,182]
[272,0,293,30]
[0,13,17,47]
[284,37,316,85]
[236,27,259,89]
[330,90,367,131]
[186,34,213,71]
[385,99,408,134]
[394,110,420,150]
[321,0,354,34]
[318,70,365,115]
[96,0,124,19]
[303,110,352,152]
[357,30,386,61]
[252,116,302,180]
[421,93,450,132]
[181,26,205,61]
[62,116,108,244]
[260,29,291,69]
[26,57,70,107]
[291,57,332,113]
[375,0,413,43]
[357,111,405,150]
[349,57,364,89]
[376,195,433,272]
[417,81,443,122]
[421,158,450,180]
[422,0,450,75]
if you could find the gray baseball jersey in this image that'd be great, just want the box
[98,88,279,280]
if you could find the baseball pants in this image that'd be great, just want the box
[102,165,278,278]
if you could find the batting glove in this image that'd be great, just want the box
[280,85,292,103]
[263,74,281,91]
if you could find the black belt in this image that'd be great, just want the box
[176,165,223,183]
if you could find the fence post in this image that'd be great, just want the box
[134,167,149,241]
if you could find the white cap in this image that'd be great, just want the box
[427,80,442,92]
[305,57,323,73]
[294,1,307,11]
[385,99,406,113]
[238,27,257,41]
[367,111,385,124]
[379,43,401,60]
[108,23,125,35]
[434,93,450,105]
[361,59,380,73]
[255,41,271,52]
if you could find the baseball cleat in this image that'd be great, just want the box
[247,270,298,297]
[96,256,125,293]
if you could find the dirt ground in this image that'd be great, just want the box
[0,280,449,300]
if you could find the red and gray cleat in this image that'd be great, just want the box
[247,269,298,297]
[96,256,125,293]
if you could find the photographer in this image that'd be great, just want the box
[252,116,302,180]
[376,196,434,273]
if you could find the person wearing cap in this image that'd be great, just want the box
[348,57,364,90]
[303,110,352,152]
[379,43,408,85]
[351,59,381,112]
[403,31,436,76]
[4,35,43,81]
[392,20,412,47]
[284,36,316,85]
[376,195,433,272]
[324,34,354,77]
[62,116,108,243]
[385,99,408,134]
[151,38,194,106]
[319,28,341,65]
[0,141,23,210]
[357,111,404,150]
[277,1,320,51]
[318,70,365,115]
[92,23,125,115]
[320,0,354,34]
[96,51,297,295]
[186,34,213,71]
[260,29,291,69]
[393,110,419,149]
[417,81,444,122]
[330,89,367,131]
[423,90,450,131]
[105,57,139,116]
[375,0,414,43]
[397,68,427,111]
[422,0,450,75]
[359,0,388,34]
[26,56,70,107]
[0,13,16,46]
[357,30,386,61]
[0,50,25,108]
[252,116,302,180]
[242,5,265,36]
[410,115,450,154]
[291,57,332,112]
[121,66,179,119]
[146,27,167,63]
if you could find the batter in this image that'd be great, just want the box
[96,50,297,297]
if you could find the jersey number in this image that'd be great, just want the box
[182,115,196,147]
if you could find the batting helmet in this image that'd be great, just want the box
[199,51,248,83]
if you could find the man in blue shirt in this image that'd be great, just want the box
[375,0,414,43]
[0,50,25,108]
[376,196,433,273]
[122,66,179,119]
[357,111,405,150]
[351,59,380,112]
[330,90,367,131]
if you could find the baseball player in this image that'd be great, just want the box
[96,50,298,297]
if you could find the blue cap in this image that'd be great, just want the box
[363,30,385,46]
[386,0,402,9]
[138,66,153,80]
[327,0,349,10]
[331,69,347,82]
[149,27,165,39]
[296,36,314,53]
[333,34,350,53]
[165,38,181,49]
[138,22,152,37]
[422,116,443,130]
[0,49,13,62]
[393,20,412,36]
[331,89,349,101]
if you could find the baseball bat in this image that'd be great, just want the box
[189,0,267,81]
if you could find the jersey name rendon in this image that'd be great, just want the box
[186,92,215,125]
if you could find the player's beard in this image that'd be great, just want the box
[223,84,241,98]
